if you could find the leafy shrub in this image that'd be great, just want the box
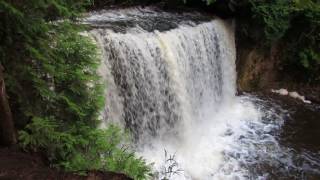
[250,0,293,42]
[19,117,152,179]
[238,0,320,83]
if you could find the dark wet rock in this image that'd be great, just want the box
[239,92,320,179]
[254,92,320,153]
[83,7,214,33]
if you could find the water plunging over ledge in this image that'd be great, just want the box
[86,7,320,179]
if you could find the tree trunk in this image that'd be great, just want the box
[0,64,17,146]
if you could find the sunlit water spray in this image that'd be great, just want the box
[87,8,320,179]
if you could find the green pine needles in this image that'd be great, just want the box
[1,1,151,179]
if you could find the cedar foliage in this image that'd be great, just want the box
[0,1,151,179]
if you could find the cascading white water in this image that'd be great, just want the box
[87,8,320,180]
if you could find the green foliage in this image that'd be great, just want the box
[1,1,151,179]
[299,49,320,69]
[241,0,320,83]
[286,0,320,83]
[249,0,320,42]
[105,147,153,179]
[296,49,320,82]
[0,1,97,126]
[19,118,152,179]
[206,0,217,5]
[250,0,293,42]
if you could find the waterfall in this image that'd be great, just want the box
[92,19,235,139]
[87,8,320,180]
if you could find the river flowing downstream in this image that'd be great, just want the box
[85,7,320,179]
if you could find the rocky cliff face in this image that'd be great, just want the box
[235,33,320,103]
[236,41,282,91]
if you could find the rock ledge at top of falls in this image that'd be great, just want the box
[83,7,214,33]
